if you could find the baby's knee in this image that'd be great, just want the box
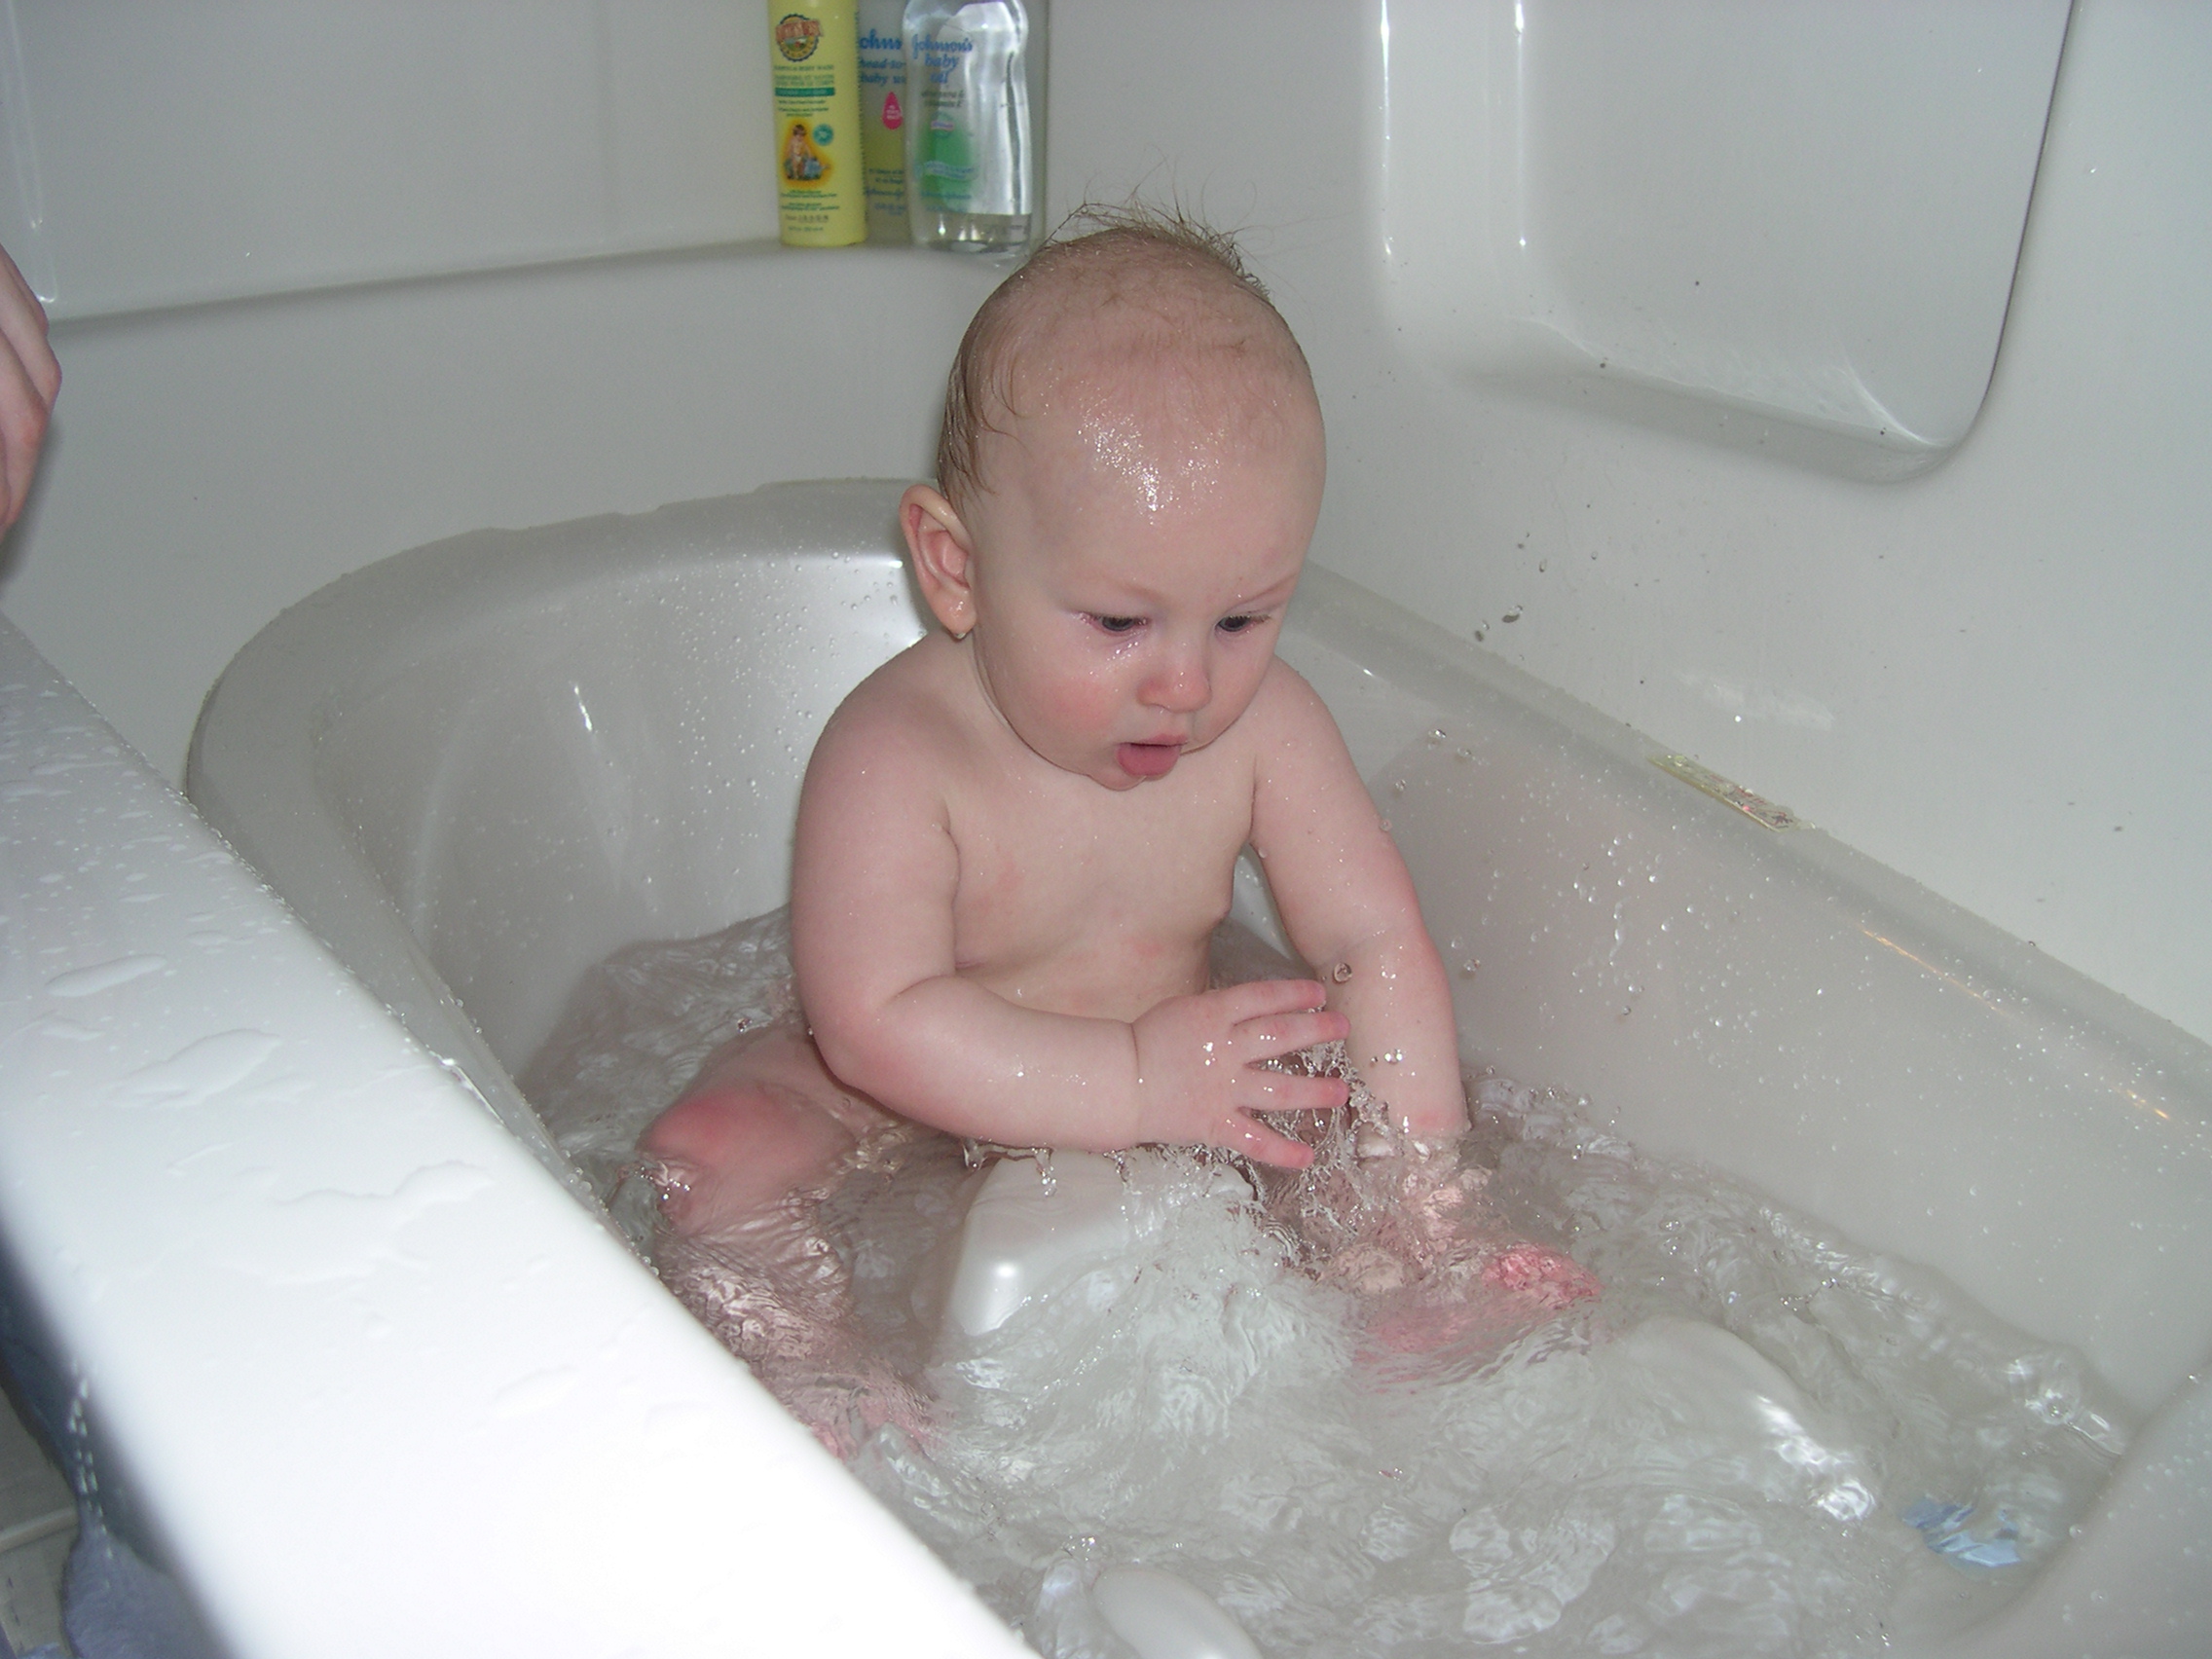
[640,1072,867,1238]
[640,1082,758,1174]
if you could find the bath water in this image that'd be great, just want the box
[523,910,2127,1657]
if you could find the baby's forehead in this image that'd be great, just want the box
[1019,343,1297,460]
[981,313,1323,526]
[999,297,1318,475]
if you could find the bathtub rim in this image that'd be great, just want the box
[3,608,1033,1659]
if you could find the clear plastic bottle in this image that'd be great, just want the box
[902,0,1046,252]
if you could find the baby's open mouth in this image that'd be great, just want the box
[1117,741,1183,779]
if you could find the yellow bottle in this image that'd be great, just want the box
[768,1,866,247]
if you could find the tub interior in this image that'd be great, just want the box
[185,477,2212,1655]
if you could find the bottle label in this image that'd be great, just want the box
[771,1,866,245]
[907,4,1030,221]
[855,16,909,231]
[774,13,823,59]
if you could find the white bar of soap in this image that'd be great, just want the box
[1092,1566,1263,1659]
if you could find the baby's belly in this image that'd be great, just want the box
[957,930,1218,1024]
[948,826,1245,1019]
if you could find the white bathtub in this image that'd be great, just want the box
[6,477,2208,1655]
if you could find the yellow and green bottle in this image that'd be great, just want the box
[769,1,866,246]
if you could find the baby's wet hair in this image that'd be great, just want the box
[935,203,1314,514]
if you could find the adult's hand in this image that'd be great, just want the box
[0,243,59,533]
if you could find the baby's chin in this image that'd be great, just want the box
[1032,740,1184,792]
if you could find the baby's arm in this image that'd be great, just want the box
[1247,665,1466,1140]
[789,681,1347,1165]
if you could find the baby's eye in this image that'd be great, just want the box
[1217,613,1268,636]
[1090,614,1144,635]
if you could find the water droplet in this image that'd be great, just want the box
[47,954,166,997]
[1331,961,1354,983]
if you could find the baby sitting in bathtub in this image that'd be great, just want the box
[642,211,1465,1235]
[637,217,1590,1401]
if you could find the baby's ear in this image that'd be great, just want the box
[902,484,978,639]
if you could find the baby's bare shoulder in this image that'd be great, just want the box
[792,643,965,940]
[807,641,967,793]
[1239,656,1343,745]
[1239,656,1367,801]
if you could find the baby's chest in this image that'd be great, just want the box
[947,790,1246,954]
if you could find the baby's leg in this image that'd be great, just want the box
[638,1022,922,1456]
[639,1022,895,1241]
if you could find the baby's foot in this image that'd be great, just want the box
[1357,1238,1599,1364]
[1479,1240,1602,1309]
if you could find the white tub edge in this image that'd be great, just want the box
[0,611,1028,1658]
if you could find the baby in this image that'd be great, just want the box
[641,214,1465,1245]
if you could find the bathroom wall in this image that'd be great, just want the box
[1043,0,2212,1049]
[0,0,2206,1051]
[0,0,776,316]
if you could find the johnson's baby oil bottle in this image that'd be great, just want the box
[903,0,1045,252]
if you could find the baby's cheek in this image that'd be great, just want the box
[1040,666,1123,734]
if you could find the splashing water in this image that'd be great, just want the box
[524,911,2128,1656]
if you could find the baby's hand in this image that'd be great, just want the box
[1130,979,1349,1167]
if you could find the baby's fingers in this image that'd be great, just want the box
[1216,1111,1315,1170]
[1235,1004,1348,1058]
[1211,977,1334,1021]
[1243,1064,1350,1116]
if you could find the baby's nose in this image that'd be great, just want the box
[1142,648,1210,714]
